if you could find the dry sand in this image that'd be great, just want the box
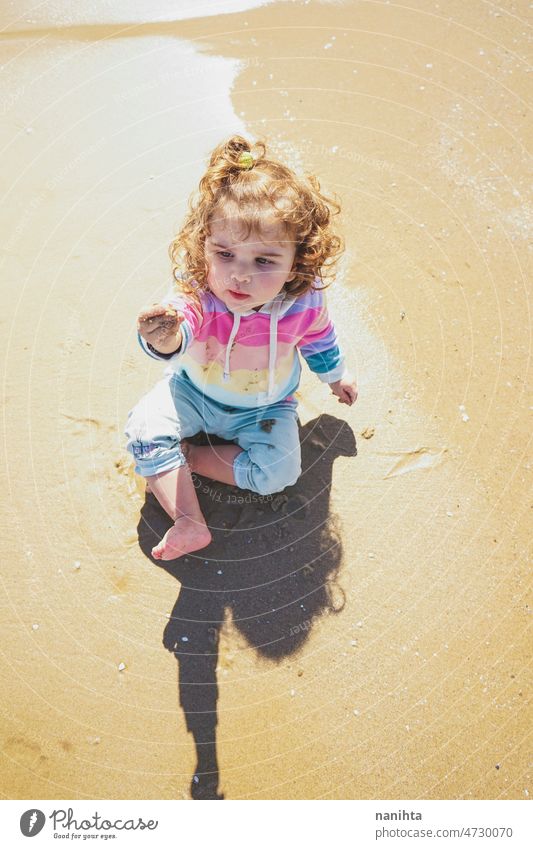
[0,0,530,800]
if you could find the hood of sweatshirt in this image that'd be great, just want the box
[221,290,296,402]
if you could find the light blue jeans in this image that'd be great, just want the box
[124,371,302,496]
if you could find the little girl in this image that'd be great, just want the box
[125,135,357,561]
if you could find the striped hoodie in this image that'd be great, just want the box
[140,282,347,409]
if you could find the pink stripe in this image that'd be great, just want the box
[195,308,327,346]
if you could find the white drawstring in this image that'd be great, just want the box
[265,298,282,401]
[223,296,283,398]
[223,312,241,381]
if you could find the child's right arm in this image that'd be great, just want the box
[137,304,185,356]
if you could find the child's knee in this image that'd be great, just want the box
[234,445,301,495]
[124,397,158,452]
[125,386,168,442]
[124,394,184,478]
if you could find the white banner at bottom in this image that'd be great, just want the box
[2,799,530,849]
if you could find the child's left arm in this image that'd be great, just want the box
[297,287,358,406]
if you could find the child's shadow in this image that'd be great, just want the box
[137,413,356,799]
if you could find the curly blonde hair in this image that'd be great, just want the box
[169,135,343,300]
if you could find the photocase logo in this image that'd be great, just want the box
[20,809,46,837]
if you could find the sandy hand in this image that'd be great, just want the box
[137,303,185,351]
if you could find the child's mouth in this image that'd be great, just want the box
[228,290,250,300]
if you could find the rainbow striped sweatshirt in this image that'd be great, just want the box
[140,282,347,409]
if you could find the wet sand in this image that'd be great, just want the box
[0,1,530,799]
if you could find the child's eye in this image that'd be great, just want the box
[256,257,273,265]
[217,251,233,259]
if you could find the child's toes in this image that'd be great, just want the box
[152,535,178,561]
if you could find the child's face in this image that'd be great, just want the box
[205,217,297,311]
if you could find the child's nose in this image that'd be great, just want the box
[231,268,252,284]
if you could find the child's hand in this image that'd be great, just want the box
[137,304,185,354]
[329,377,358,406]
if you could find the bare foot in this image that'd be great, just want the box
[151,513,211,561]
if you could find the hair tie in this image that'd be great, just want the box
[237,151,254,170]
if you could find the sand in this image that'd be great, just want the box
[0,0,530,800]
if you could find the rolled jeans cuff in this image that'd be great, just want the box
[130,442,187,478]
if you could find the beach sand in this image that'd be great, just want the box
[0,0,530,799]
